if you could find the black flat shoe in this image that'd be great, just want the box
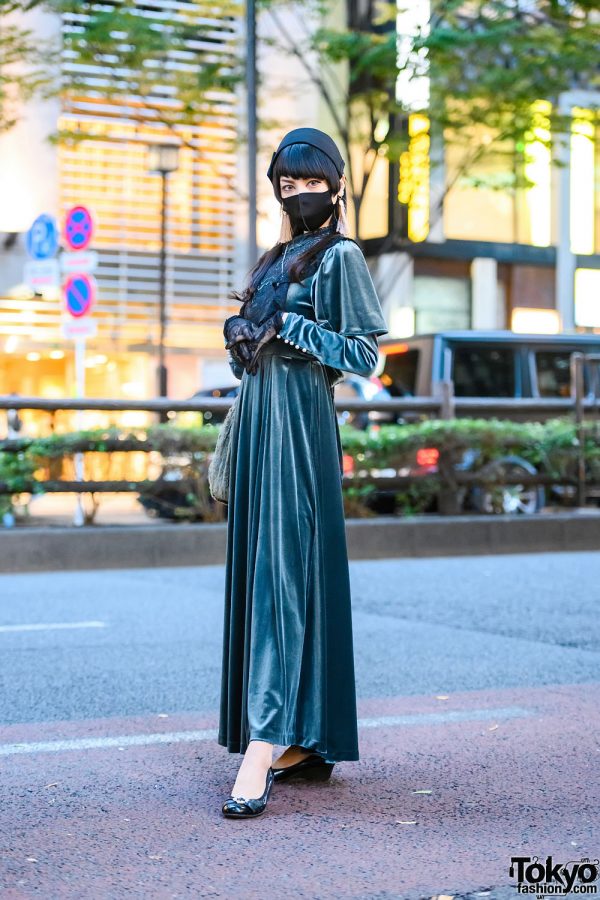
[222,766,274,818]
[272,752,335,782]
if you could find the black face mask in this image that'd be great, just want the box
[281,190,335,233]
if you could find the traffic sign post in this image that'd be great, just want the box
[61,206,97,527]
[61,318,97,340]
[26,214,59,260]
[23,259,60,291]
[64,206,94,251]
[72,332,86,527]
[63,274,96,318]
[60,250,98,274]
[24,214,60,292]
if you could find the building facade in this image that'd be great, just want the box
[359,3,600,340]
[0,1,244,422]
[1,0,599,428]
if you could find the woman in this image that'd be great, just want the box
[219,127,388,818]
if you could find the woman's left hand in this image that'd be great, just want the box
[246,310,285,375]
[223,315,256,349]
[229,340,256,372]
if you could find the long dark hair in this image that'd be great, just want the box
[229,142,347,309]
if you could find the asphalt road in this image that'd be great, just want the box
[1,551,599,899]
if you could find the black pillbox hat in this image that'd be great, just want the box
[267,127,345,183]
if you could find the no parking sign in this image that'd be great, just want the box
[63,273,96,318]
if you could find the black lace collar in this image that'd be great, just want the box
[288,222,337,245]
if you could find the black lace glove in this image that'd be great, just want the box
[246,310,285,375]
[224,311,285,375]
[223,315,258,374]
[223,315,255,347]
[229,340,256,371]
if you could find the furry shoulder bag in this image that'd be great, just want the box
[208,396,239,505]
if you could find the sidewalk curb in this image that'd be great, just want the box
[1,513,598,573]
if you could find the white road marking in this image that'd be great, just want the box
[357,706,533,728]
[0,706,534,757]
[0,729,218,756]
[0,621,107,633]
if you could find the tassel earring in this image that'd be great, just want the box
[278,206,294,244]
[335,195,349,236]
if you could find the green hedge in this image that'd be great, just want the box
[339,417,599,470]
[1,417,599,520]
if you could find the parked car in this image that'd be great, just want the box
[377,330,600,405]
[333,373,391,429]
[359,331,600,515]
[190,384,240,426]
[139,373,388,519]
[179,373,389,430]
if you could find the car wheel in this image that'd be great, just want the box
[470,456,545,515]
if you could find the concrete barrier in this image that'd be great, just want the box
[0,513,598,573]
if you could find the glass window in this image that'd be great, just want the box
[536,351,600,398]
[358,153,389,240]
[443,123,555,247]
[413,276,470,332]
[381,349,419,396]
[587,360,600,399]
[452,346,515,397]
[443,133,516,244]
[535,351,572,398]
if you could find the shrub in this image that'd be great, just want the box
[1,417,599,521]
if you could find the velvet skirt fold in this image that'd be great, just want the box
[217,341,360,763]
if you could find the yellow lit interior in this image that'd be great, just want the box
[57,116,234,255]
[398,113,430,243]
[524,100,552,248]
[359,150,390,240]
[443,123,516,243]
[570,108,596,255]
[390,306,415,337]
[574,267,600,328]
[511,307,561,334]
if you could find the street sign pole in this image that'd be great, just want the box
[73,336,86,527]
[62,205,96,527]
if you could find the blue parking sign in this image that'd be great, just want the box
[26,214,59,260]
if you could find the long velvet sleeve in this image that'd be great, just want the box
[276,239,389,378]
[278,319,381,377]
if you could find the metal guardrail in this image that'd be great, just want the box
[571,352,600,506]
[1,393,600,417]
[1,363,599,513]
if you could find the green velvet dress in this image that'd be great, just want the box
[218,230,388,763]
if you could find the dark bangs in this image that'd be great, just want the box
[272,143,341,200]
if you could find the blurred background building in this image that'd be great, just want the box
[0,0,599,418]
[367,95,600,339]
[350,1,600,342]
[0,2,241,416]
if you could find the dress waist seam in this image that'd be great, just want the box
[259,342,319,363]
